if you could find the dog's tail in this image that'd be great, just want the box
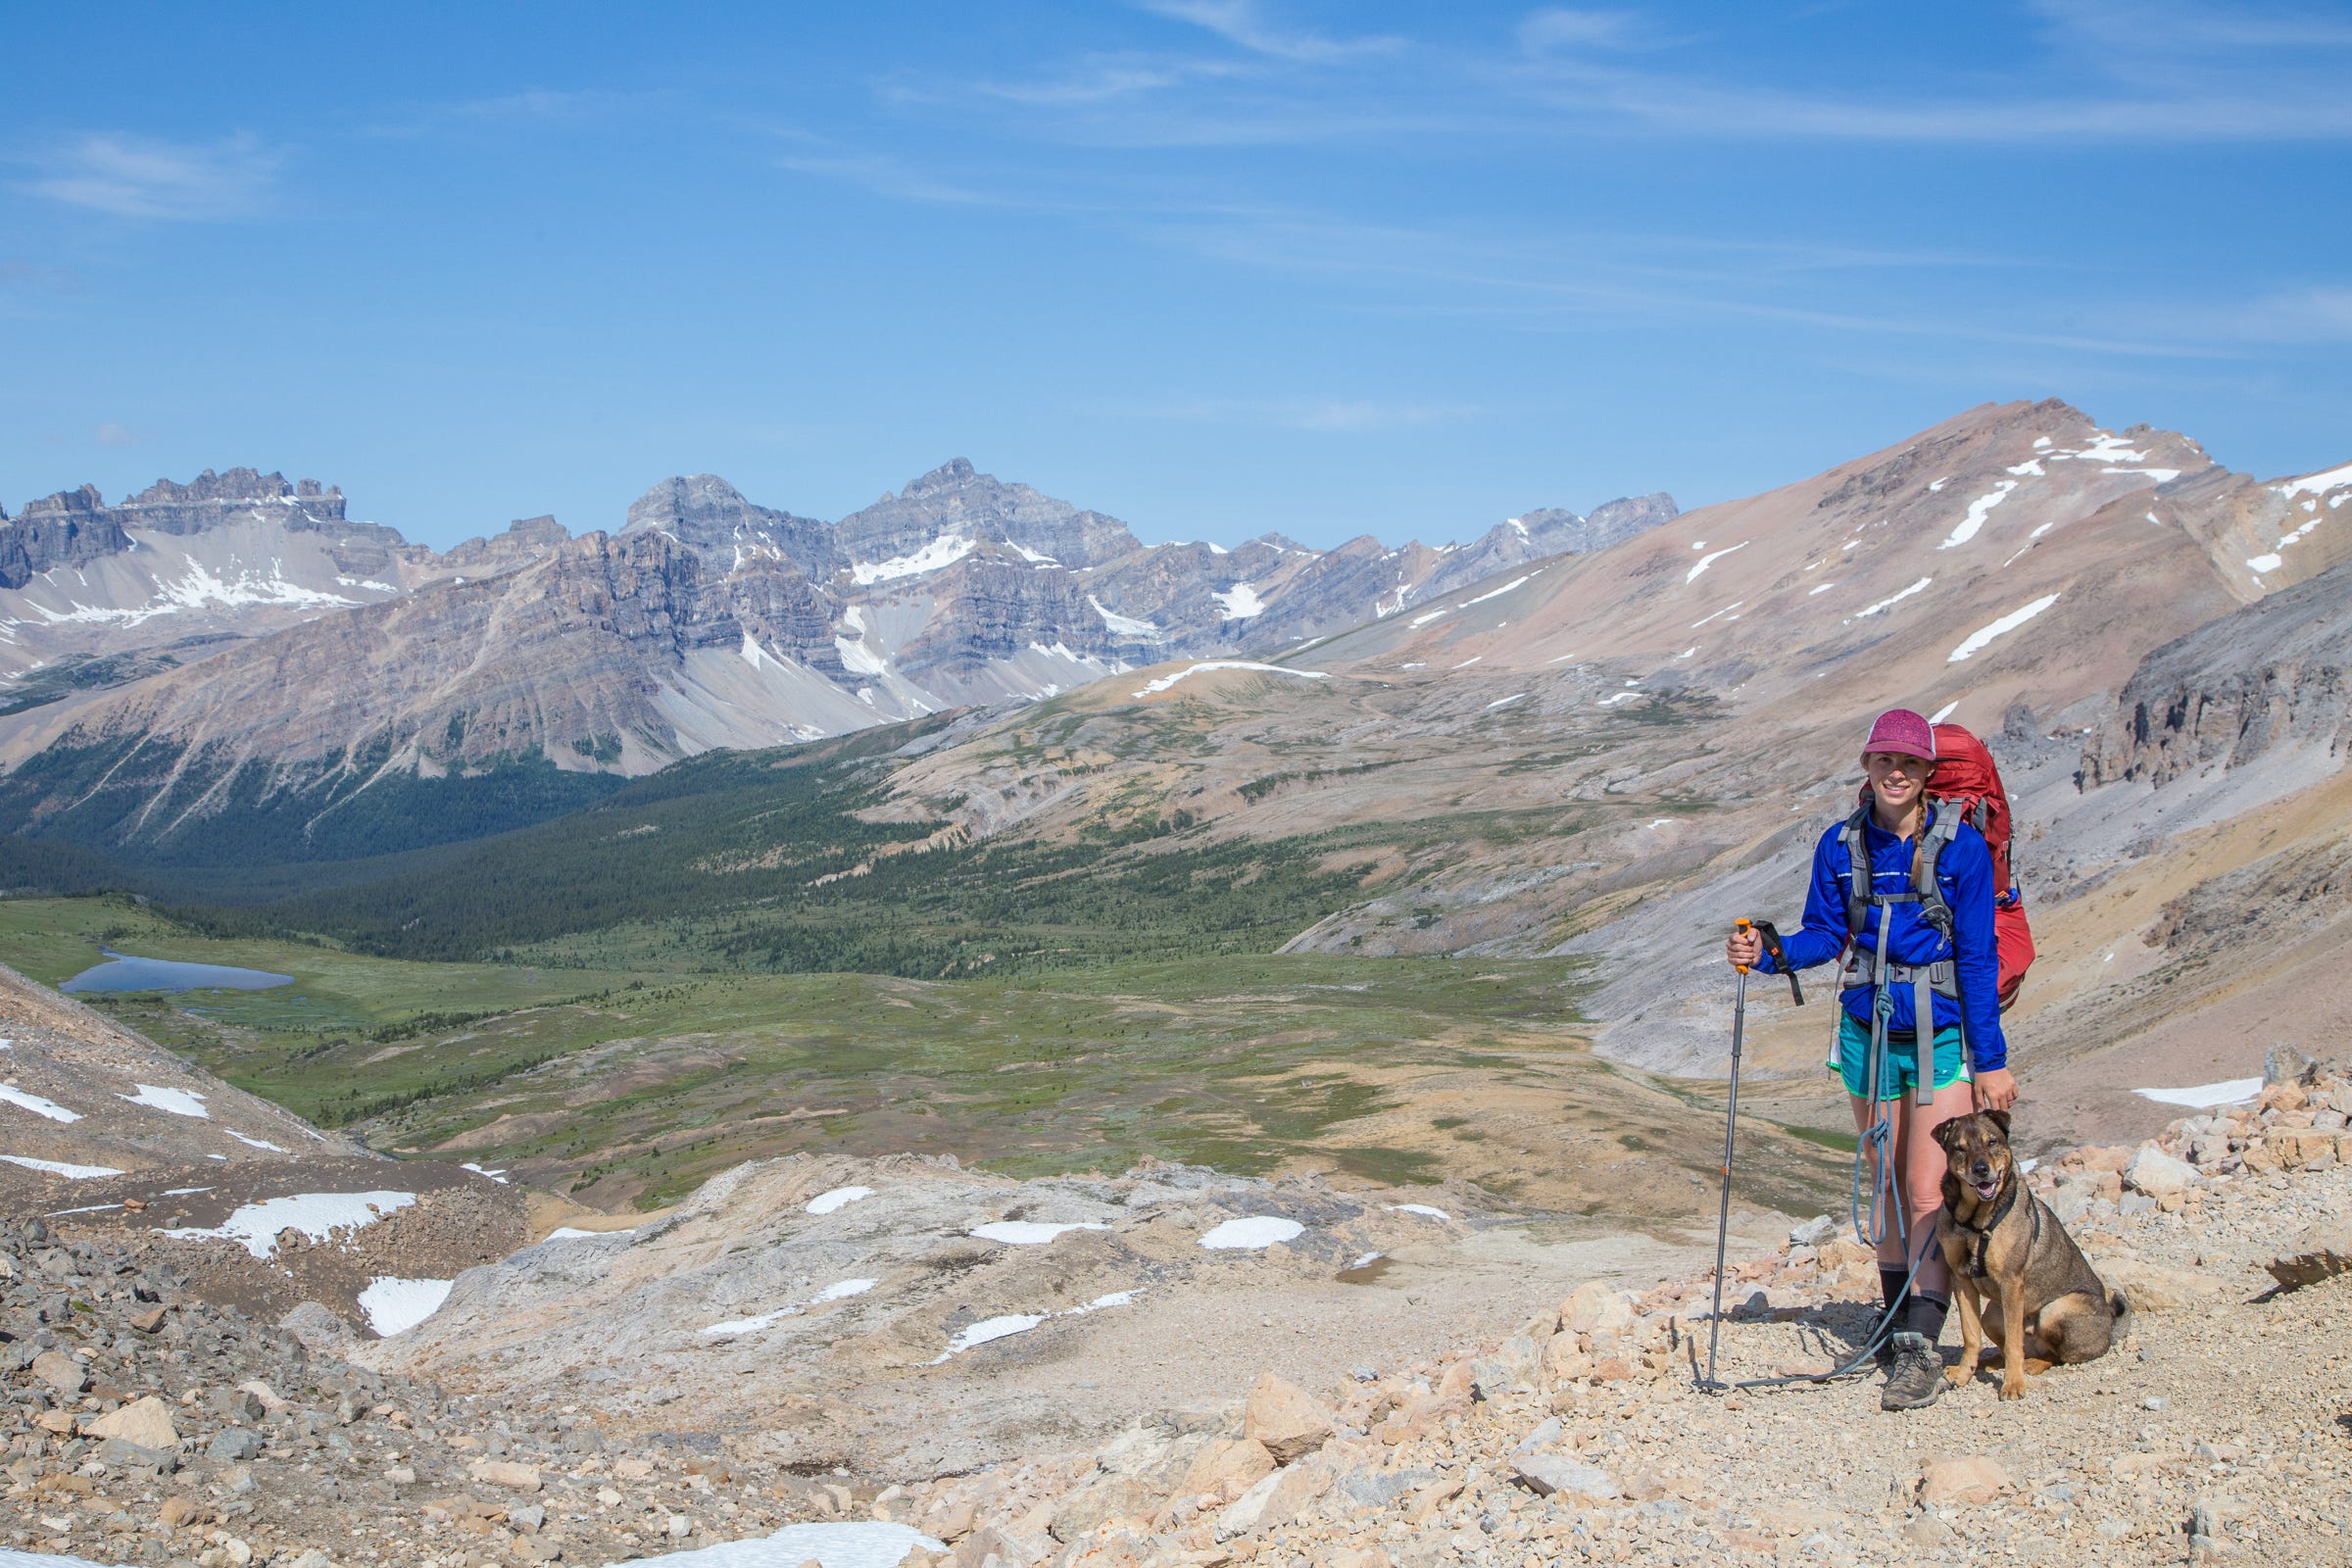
[2108,1289,2133,1348]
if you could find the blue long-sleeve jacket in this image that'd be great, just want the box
[1756,805,2009,1074]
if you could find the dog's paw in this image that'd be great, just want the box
[1998,1380,2026,1401]
[1943,1366,1972,1388]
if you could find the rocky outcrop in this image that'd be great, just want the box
[2082,555,2352,788]
[837,458,1142,572]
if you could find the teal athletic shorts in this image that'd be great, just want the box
[1832,1012,1971,1102]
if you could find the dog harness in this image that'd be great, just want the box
[1949,1176,2032,1281]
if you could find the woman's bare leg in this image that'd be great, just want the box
[1896,1079,1976,1300]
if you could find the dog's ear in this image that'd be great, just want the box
[1985,1108,2012,1139]
[1932,1117,1968,1152]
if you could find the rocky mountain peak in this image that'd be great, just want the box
[623,473,752,534]
[901,457,980,499]
[16,483,107,520]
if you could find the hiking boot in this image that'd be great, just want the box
[1881,1331,1945,1410]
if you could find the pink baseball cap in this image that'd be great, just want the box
[1862,708,1936,761]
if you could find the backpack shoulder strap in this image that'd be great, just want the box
[1838,807,1871,935]
[1915,806,1962,943]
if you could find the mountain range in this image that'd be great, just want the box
[0,461,1673,861]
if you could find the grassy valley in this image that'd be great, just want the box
[0,894,1844,1222]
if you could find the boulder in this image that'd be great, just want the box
[1540,1333,1593,1386]
[2265,1222,2352,1293]
[1244,1372,1333,1464]
[2098,1258,2229,1313]
[95,1436,176,1473]
[2124,1145,2197,1200]
[279,1301,359,1354]
[1177,1437,1275,1499]
[1048,1473,1160,1542]
[1919,1456,2010,1506]
[1559,1283,1638,1336]
[953,1525,1046,1568]
[85,1395,178,1450]
[1213,1452,1334,1539]
[29,1349,86,1396]
[1511,1453,1621,1500]
[1788,1215,1838,1248]
[2264,1044,2317,1086]
[468,1459,543,1493]
[206,1429,263,1462]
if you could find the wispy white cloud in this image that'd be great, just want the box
[1137,0,1403,64]
[1102,393,1476,431]
[94,421,143,448]
[1516,8,1644,54]
[0,260,81,295]
[363,88,656,140]
[18,132,281,220]
[889,1,2352,151]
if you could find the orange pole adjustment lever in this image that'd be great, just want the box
[1736,916,1751,972]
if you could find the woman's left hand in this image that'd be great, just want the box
[1974,1068,2018,1112]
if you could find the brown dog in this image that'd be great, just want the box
[1933,1110,2130,1399]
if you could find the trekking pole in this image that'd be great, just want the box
[1701,919,1751,1394]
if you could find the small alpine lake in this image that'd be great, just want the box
[62,950,296,995]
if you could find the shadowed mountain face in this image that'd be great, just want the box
[0,461,1674,861]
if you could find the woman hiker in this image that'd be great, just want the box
[1724,708,2016,1410]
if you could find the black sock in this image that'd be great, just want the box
[1908,1292,1949,1343]
[1879,1267,1908,1319]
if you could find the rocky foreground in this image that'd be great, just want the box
[6,1062,2350,1568]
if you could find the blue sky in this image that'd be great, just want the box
[4,2,2346,550]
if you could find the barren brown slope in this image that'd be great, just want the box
[866,401,2347,1154]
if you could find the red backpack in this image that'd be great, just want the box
[1847,723,2035,1009]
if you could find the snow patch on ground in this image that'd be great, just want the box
[1690,601,1741,629]
[2276,461,2352,498]
[120,1083,209,1118]
[1947,594,2061,662]
[0,1084,81,1123]
[358,1277,453,1338]
[969,1221,1110,1245]
[0,1153,122,1179]
[1132,662,1327,697]
[1596,692,1641,707]
[612,1519,946,1568]
[224,1130,285,1152]
[1212,582,1266,619]
[851,535,976,585]
[806,1186,874,1215]
[1386,1203,1451,1219]
[1200,1216,1304,1250]
[1010,541,1059,565]
[162,1191,418,1259]
[702,1279,879,1337]
[1938,481,2016,550]
[2133,1079,2263,1109]
[1486,693,1528,710]
[1090,596,1161,639]
[1685,543,1747,584]
[1929,700,1960,723]
[930,1314,1048,1362]
[1408,609,1447,627]
[1459,573,1535,609]
[1853,578,1932,618]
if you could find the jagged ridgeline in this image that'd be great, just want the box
[167,714,1387,976]
[0,458,1676,877]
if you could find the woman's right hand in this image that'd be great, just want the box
[1724,926,1763,970]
